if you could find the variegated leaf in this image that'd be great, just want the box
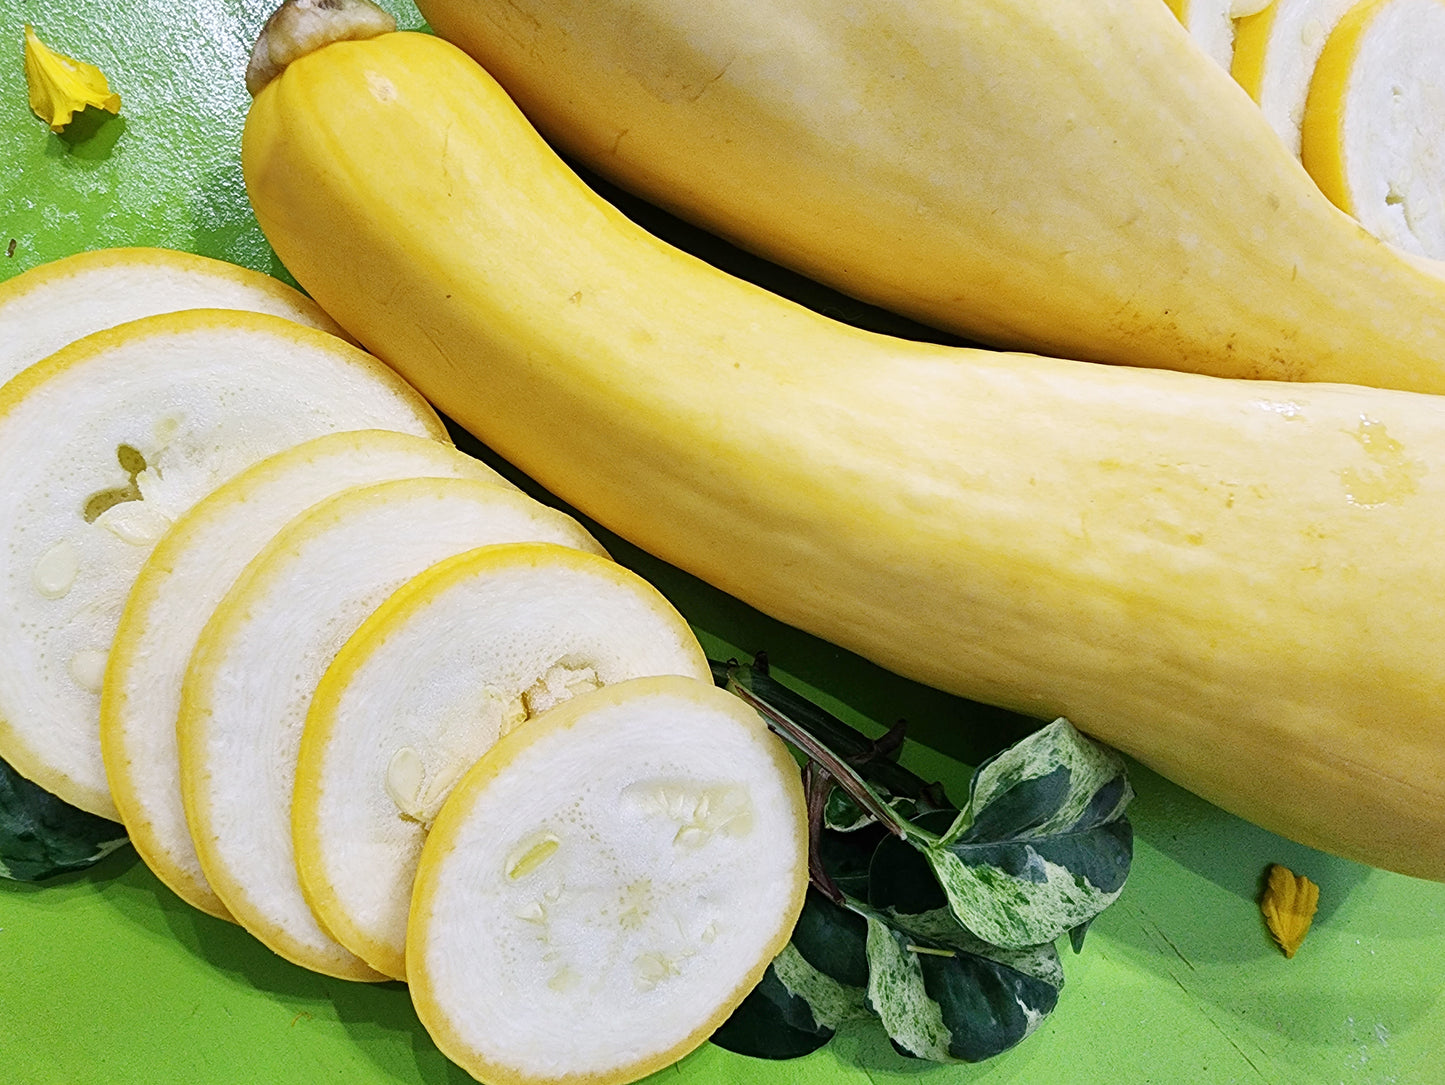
[710,964,835,1059]
[865,917,955,1061]
[773,942,869,1029]
[927,718,1133,948]
[863,911,1062,1062]
[0,756,128,882]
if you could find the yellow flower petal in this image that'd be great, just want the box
[1260,863,1320,959]
[23,25,121,133]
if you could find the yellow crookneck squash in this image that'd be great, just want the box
[243,1,1445,880]
[409,0,1445,394]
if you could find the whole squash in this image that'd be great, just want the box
[415,0,1445,392]
[243,4,1445,879]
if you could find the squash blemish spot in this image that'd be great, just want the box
[1340,417,1426,507]
[364,70,397,102]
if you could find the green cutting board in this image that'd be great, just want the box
[1,2,1441,1082]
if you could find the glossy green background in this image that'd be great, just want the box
[1,2,1442,1082]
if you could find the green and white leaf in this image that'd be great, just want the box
[707,662,1135,1064]
[772,942,869,1029]
[865,917,956,1062]
[861,909,1062,1063]
[710,964,836,1060]
[915,945,1056,1061]
[926,718,1134,948]
[942,718,1130,843]
[882,906,1065,990]
[0,757,128,882]
[713,888,867,1059]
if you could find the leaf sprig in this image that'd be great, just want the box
[709,654,1134,1064]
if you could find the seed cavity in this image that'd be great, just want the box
[624,780,755,848]
[633,949,691,992]
[384,744,472,826]
[515,885,563,929]
[617,879,653,930]
[33,539,79,598]
[389,683,536,826]
[521,661,601,720]
[547,966,580,992]
[385,746,426,815]
[153,414,182,446]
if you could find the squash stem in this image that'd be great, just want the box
[246,0,396,97]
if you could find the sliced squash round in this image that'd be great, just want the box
[0,247,347,386]
[407,674,808,1085]
[0,309,444,820]
[178,477,606,980]
[1165,0,1272,71]
[101,430,506,920]
[1232,0,1361,154]
[1300,0,1445,258]
[295,541,710,979]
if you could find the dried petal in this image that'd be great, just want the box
[23,25,121,132]
[1260,863,1319,958]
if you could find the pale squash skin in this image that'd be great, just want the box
[412,0,1445,393]
[244,30,1445,879]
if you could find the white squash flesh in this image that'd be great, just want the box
[0,247,347,386]
[294,541,709,980]
[407,675,808,1085]
[0,309,444,819]
[1300,0,1445,259]
[178,477,606,979]
[101,430,507,920]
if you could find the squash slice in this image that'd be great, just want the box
[1300,0,1445,259]
[295,541,709,979]
[0,247,346,386]
[178,477,606,979]
[1232,0,1361,154]
[0,309,443,819]
[407,674,807,1085]
[101,431,506,920]
[1165,0,1272,70]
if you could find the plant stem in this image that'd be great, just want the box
[716,659,910,838]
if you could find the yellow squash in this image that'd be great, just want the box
[243,8,1445,880]
[410,0,1445,393]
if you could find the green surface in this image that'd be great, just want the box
[1,2,1442,1082]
